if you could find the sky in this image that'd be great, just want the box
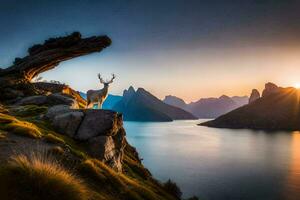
[1,0,300,102]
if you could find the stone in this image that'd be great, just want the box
[262,82,279,97]
[47,108,126,171]
[249,89,260,104]
[15,93,79,108]
[53,111,84,137]
[45,105,72,121]
[48,93,79,108]
[16,95,48,106]
[87,136,122,171]
[74,109,122,140]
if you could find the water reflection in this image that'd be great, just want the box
[283,132,300,200]
[124,120,300,200]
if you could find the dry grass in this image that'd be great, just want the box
[48,146,65,156]
[0,132,6,140]
[79,159,167,200]
[0,153,89,200]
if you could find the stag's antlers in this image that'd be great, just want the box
[98,73,105,83]
[107,73,116,84]
[98,73,116,84]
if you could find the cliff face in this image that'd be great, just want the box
[47,107,125,171]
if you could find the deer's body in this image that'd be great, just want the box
[86,74,115,109]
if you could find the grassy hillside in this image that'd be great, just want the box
[0,104,186,200]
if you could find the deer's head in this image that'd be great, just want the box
[98,73,116,87]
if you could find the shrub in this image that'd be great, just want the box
[163,179,182,199]
[0,154,88,200]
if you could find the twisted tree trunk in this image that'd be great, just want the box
[0,32,111,101]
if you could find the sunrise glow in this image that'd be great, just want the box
[294,83,300,89]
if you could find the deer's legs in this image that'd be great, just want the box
[86,100,90,109]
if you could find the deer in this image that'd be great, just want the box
[86,73,116,109]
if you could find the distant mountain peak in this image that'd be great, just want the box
[262,82,279,97]
[219,95,231,100]
[128,86,135,92]
[249,89,260,104]
[123,86,136,105]
[113,87,196,121]
[163,95,187,109]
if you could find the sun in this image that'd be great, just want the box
[294,83,300,89]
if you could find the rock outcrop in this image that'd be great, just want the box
[262,82,279,97]
[34,82,87,107]
[249,89,260,104]
[0,32,111,101]
[47,107,125,172]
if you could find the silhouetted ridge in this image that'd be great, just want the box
[201,83,300,130]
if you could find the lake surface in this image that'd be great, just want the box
[124,120,300,200]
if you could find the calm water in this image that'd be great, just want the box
[124,120,300,200]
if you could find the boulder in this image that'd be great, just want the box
[48,93,79,108]
[45,105,72,121]
[74,109,122,140]
[16,93,79,108]
[53,111,84,137]
[249,89,260,104]
[262,82,279,97]
[16,95,48,106]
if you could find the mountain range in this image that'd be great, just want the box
[200,82,300,130]
[113,87,197,121]
[163,95,248,118]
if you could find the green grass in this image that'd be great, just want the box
[44,133,65,144]
[10,105,48,117]
[0,153,89,200]
[0,113,42,139]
